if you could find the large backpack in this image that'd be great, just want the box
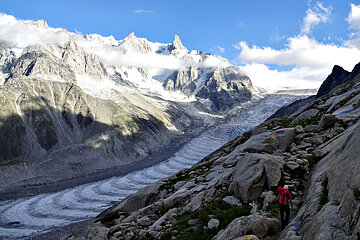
[279,189,289,206]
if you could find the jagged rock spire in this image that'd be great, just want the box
[125,32,136,40]
[172,35,186,50]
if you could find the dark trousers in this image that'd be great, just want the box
[280,204,290,229]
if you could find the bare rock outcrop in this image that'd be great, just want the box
[229,153,283,203]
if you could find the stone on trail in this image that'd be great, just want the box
[229,153,283,203]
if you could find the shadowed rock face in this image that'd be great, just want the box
[162,67,198,93]
[316,65,350,99]
[0,115,26,160]
[196,66,253,112]
[0,81,194,193]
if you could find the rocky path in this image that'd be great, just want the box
[0,93,301,240]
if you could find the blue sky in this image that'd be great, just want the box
[1,0,360,90]
[0,0,352,58]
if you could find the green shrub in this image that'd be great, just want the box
[354,188,360,200]
[280,117,292,128]
[169,200,251,239]
[100,211,120,228]
[219,189,231,199]
[215,205,251,229]
[306,154,324,168]
[266,203,280,218]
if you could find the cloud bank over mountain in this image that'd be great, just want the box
[0,13,231,73]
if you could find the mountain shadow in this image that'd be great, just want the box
[0,100,202,200]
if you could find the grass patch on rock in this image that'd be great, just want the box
[305,154,324,168]
[266,203,280,218]
[279,117,292,128]
[330,92,358,113]
[292,113,323,128]
[167,199,251,240]
[100,210,120,228]
[354,188,360,201]
[160,172,194,192]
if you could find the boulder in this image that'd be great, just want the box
[304,125,322,133]
[318,114,339,129]
[291,109,319,125]
[229,153,284,203]
[294,125,305,134]
[311,137,324,145]
[137,216,152,226]
[86,225,109,240]
[109,181,164,213]
[223,196,242,207]
[213,214,280,240]
[208,218,220,229]
[182,191,205,212]
[284,161,300,171]
[188,219,199,226]
[173,181,187,191]
[243,128,295,154]
[261,191,277,207]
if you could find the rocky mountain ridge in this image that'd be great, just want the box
[67,63,360,240]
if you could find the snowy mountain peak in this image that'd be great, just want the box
[119,32,152,53]
[173,35,186,51]
[85,34,118,46]
[168,35,188,57]
[25,19,49,29]
[125,32,136,40]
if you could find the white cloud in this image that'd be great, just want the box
[74,35,182,70]
[0,13,70,48]
[134,9,154,14]
[235,35,360,91]
[198,55,229,69]
[301,2,332,35]
[347,3,360,31]
[239,63,323,91]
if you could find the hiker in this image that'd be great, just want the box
[277,185,294,230]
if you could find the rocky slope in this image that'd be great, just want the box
[67,63,360,240]
[0,15,254,197]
